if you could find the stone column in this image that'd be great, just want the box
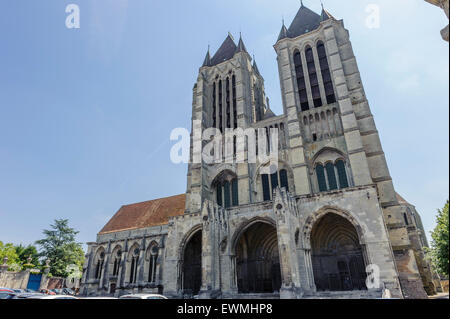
[273,188,302,298]
[0,257,8,273]
[101,241,112,292]
[137,237,146,286]
[162,220,182,297]
[199,201,214,299]
[117,239,128,290]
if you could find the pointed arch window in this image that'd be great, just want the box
[226,78,231,129]
[94,250,105,280]
[112,249,121,277]
[403,213,409,226]
[261,169,290,201]
[325,162,338,190]
[212,82,217,128]
[262,174,271,201]
[316,159,350,192]
[279,169,289,192]
[148,244,158,283]
[232,75,237,128]
[231,178,239,206]
[218,80,223,133]
[216,177,239,208]
[294,50,309,111]
[305,46,322,108]
[224,181,231,208]
[335,159,349,188]
[317,41,336,104]
[216,184,223,207]
[270,172,279,190]
[129,248,139,284]
[315,164,328,192]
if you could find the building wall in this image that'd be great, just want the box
[0,270,30,289]
[82,186,402,298]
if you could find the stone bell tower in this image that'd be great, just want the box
[274,3,427,298]
[185,33,269,215]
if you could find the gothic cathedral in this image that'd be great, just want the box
[81,4,437,299]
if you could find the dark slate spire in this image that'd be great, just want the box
[287,4,322,38]
[210,33,237,66]
[277,19,289,41]
[321,7,335,21]
[252,55,261,76]
[264,108,276,119]
[202,46,211,67]
[235,33,248,54]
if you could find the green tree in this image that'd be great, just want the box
[35,219,85,277]
[15,244,40,268]
[430,201,449,277]
[0,241,21,271]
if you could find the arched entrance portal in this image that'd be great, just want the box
[236,222,282,293]
[182,230,202,295]
[311,213,367,291]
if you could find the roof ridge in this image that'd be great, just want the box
[99,194,186,235]
[121,194,185,208]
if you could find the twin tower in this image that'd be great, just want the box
[180,4,428,298]
[81,4,430,299]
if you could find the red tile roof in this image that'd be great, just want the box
[99,194,186,235]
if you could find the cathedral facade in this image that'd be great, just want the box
[80,5,433,299]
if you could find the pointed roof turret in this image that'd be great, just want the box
[252,55,261,76]
[287,4,322,38]
[210,33,237,66]
[321,4,335,21]
[277,19,289,41]
[202,47,211,67]
[263,108,276,119]
[235,33,248,54]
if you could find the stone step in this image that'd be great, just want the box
[304,289,383,299]
[225,293,280,299]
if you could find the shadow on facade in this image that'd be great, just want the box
[311,213,367,291]
[235,222,282,293]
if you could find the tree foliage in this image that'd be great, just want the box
[14,244,40,268]
[430,201,449,277]
[35,219,85,277]
[0,241,21,271]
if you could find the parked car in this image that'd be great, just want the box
[82,297,117,299]
[29,294,78,299]
[24,289,37,293]
[119,294,168,299]
[11,293,44,299]
[62,288,75,295]
[50,289,63,295]
[39,289,56,295]
[12,289,25,294]
[0,288,15,299]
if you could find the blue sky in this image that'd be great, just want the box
[0,0,448,248]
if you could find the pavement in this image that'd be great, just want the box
[428,292,449,299]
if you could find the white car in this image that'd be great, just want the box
[35,295,78,299]
[82,297,118,299]
[119,294,167,299]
